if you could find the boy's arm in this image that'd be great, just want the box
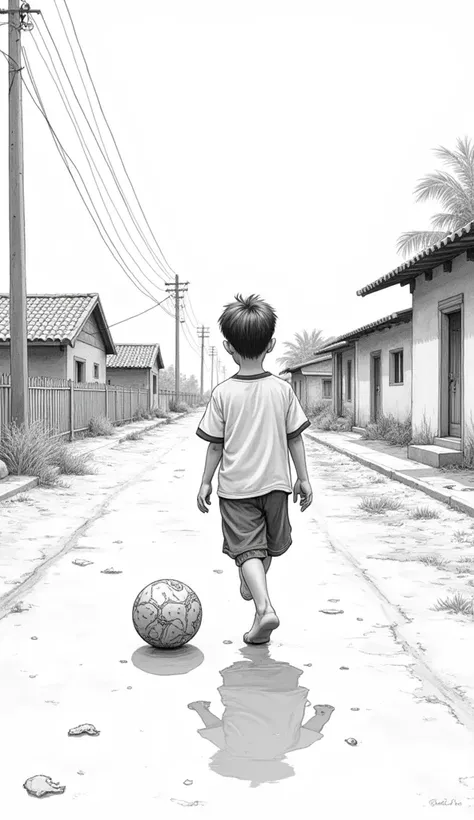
[197,442,223,513]
[288,435,313,511]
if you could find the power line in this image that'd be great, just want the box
[19,49,165,307]
[37,11,173,285]
[59,0,176,281]
[27,26,167,296]
[109,295,172,329]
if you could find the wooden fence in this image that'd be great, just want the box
[0,375,199,440]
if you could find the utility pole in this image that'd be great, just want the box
[197,326,209,398]
[165,276,188,402]
[2,1,41,425]
[209,346,217,391]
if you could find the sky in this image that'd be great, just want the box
[0,0,473,389]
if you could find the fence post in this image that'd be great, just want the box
[69,379,75,441]
[105,383,109,420]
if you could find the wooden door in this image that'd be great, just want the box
[448,311,461,436]
[372,355,381,421]
[336,353,343,415]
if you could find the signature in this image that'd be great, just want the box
[429,799,463,807]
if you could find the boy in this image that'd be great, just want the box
[196,294,313,645]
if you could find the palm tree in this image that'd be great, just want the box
[277,329,330,370]
[397,136,474,259]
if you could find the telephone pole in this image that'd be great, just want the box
[2,1,41,425]
[197,326,209,398]
[209,346,217,391]
[165,276,188,401]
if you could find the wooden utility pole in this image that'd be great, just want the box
[165,276,188,402]
[209,345,217,391]
[197,326,209,398]
[3,1,40,425]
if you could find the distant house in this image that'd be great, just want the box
[357,221,474,466]
[280,354,333,407]
[106,344,164,408]
[0,293,115,381]
[318,309,412,427]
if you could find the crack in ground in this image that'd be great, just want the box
[311,500,474,734]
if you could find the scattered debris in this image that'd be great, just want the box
[77,771,85,776]
[10,602,30,613]
[68,723,100,737]
[113,540,123,544]
[72,559,93,567]
[183,779,193,786]
[328,598,340,603]
[345,737,358,746]
[319,609,344,615]
[29,674,37,679]
[303,663,312,667]
[213,569,223,574]
[101,568,122,574]
[119,660,128,664]
[223,640,232,645]
[340,666,349,671]
[45,700,59,706]
[30,636,38,640]
[23,774,65,798]
[350,707,360,711]
[127,686,132,690]
[171,798,205,807]
[356,617,364,621]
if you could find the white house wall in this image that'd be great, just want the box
[412,253,474,438]
[356,322,412,426]
[0,345,67,378]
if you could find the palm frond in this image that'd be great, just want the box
[396,230,449,259]
[414,172,470,212]
[433,138,474,197]
[429,212,459,232]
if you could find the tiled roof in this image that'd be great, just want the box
[106,343,164,370]
[0,294,115,353]
[317,308,413,352]
[357,220,474,296]
[280,353,332,375]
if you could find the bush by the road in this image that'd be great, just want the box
[88,415,115,437]
[0,422,91,486]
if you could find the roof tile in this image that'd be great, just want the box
[0,294,98,343]
[106,344,162,369]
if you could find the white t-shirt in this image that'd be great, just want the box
[196,372,310,499]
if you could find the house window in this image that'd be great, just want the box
[153,375,157,394]
[93,363,99,380]
[346,360,352,401]
[75,359,85,383]
[323,379,332,398]
[390,349,404,385]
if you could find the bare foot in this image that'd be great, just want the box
[239,556,272,601]
[243,609,280,644]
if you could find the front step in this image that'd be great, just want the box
[408,444,462,468]
[433,436,462,451]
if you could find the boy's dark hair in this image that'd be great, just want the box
[219,294,277,359]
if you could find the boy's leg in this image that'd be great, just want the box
[239,557,279,644]
[239,555,272,601]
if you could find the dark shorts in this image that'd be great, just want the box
[219,490,292,567]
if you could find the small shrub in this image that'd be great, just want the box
[169,400,190,414]
[153,406,169,419]
[88,415,114,437]
[411,412,435,445]
[306,399,331,418]
[433,592,473,615]
[132,406,152,422]
[420,554,447,568]
[359,495,402,514]
[315,410,353,432]
[122,430,144,442]
[453,530,473,544]
[4,493,32,504]
[53,444,94,476]
[362,414,412,446]
[411,505,440,520]
[0,421,63,486]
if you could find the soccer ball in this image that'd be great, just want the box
[132,579,202,650]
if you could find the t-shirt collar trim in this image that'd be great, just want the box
[231,371,273,380]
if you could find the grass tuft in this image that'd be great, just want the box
[153,406,170,419]
[362,414,412,446]
[0,421,63,486]
[411,505,440,520]
[168,400,191,413]
[433,592,473,615]
[359,495,401,514]
[88,415,115,437]
[419,554,447,568]
[53,444,94,476]
[122,430,145,442]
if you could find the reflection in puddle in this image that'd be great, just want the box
[132,644,204,676]
[188,645,334,787]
